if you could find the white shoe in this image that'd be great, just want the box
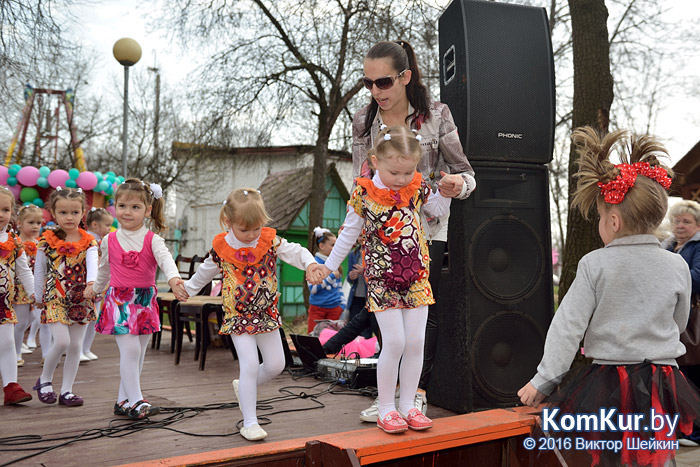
[26,339,37,349]
[21,343,33,354]
[240,423,267,441]
[232,379,240,402]
[414,391,428,415]
[79,353,91,363]
[360,397,379,422]
[679,438,700,447]
[84,351,98,360]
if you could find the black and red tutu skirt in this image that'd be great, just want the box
[533,362,700,467]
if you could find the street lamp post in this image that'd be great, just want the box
[112,38,142,179]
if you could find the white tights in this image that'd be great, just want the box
[115,334,151,407]
[13,304,31,357]
[27,308,52,357]
[39,323,88,395]
[374,306,429,418]
[0,324,17,386]
[231,329,286,428]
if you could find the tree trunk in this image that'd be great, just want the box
[559,0,614,302]
[302,123,331,308]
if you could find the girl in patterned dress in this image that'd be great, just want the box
[320,125,455,434]
[184,188,323,441]
[13,205,43,367]
[81,207,114,362]
[88,179,187,419]
[0,187,34,405]
[33,187,98,407]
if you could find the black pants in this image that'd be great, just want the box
[418,240,446,390]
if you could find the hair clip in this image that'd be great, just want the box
[415,134,422,141]
[150,183,163,199]
[243,190,249,196]
[77,188,83,193]
[90,207,97,212]
[223,200,227,205]
[56,186,63,191]
[380,124,387,130]
[313,226,331,238]
[384,134,392,141]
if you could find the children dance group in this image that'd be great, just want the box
[1,38,699,466]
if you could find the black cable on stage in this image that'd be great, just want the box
[0,380,369,466]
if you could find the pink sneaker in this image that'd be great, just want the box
[377,410,408,434]
[400,408,433,430]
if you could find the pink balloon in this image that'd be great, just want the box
[41,208,52,224]
[47,169,70,188]
[0,166,8,185]
[16,166,40,186]
[7,184,21,200]
[76,171,98,190]
[318,328,378,358]
[106,205,116,217]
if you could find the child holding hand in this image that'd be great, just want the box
[12,204,42,366]
[518,127,700,466]
[319,125,455,434]
[184,188,323,441]
[34,187,97,407]
[88,179,187,419]
[0,187,34,405]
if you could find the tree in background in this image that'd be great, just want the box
[163,0,442,249]
[558,0,613,300]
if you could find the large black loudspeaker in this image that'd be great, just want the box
[439,0,555,163]
[428,162,555,413]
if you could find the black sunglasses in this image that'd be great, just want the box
[361,69,408,90]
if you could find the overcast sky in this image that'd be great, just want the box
[71,0,699,164]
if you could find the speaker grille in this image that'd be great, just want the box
[469,217,544,303]
[472,312,544,402]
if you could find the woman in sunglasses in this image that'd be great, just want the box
[352,40,476,422]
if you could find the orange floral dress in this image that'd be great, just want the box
[38,229,97,325]
[350,172,434,312]
[14,238,37,305]
[0,234,24,325]
[210,227,281,335]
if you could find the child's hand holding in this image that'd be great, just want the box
[169,278,189,301]
[437,171,464,198]
[517,382,545,408]
[305,263,324,285]
[84,282,96,301]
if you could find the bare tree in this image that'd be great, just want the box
[161,0,442,249]
[558,0,614,302]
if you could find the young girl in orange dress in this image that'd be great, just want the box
[12,204,43,366]
[184,188,323,441]
[320,125,455,434]
[0,187,34,405]
[33,187,98,407]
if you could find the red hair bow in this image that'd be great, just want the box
[597,162,672,204]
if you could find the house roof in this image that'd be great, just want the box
[671,140,700,198]
[171,142,351,161]
[258,164,349,231]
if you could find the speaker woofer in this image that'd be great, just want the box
[468,216,544,303]
[471,311,545,402]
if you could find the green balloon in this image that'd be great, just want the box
[37,177,49,188]
[39,166,51,177]
[8,164,21,176]
[65,179,77,188]
[20,187,40,203]
[32,198,44,208]
[68,168,80,179]
[7,176,17,186]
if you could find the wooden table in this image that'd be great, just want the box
[172,294,232,370]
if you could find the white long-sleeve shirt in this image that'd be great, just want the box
[0,232,34,296]
[34,234,97,301]
[325,173,451,272]
[93,225,180,293]
[184,230,316,297]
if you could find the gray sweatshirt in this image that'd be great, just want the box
[531,234,691,395]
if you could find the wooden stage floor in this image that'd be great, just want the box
[3,331,700,466]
